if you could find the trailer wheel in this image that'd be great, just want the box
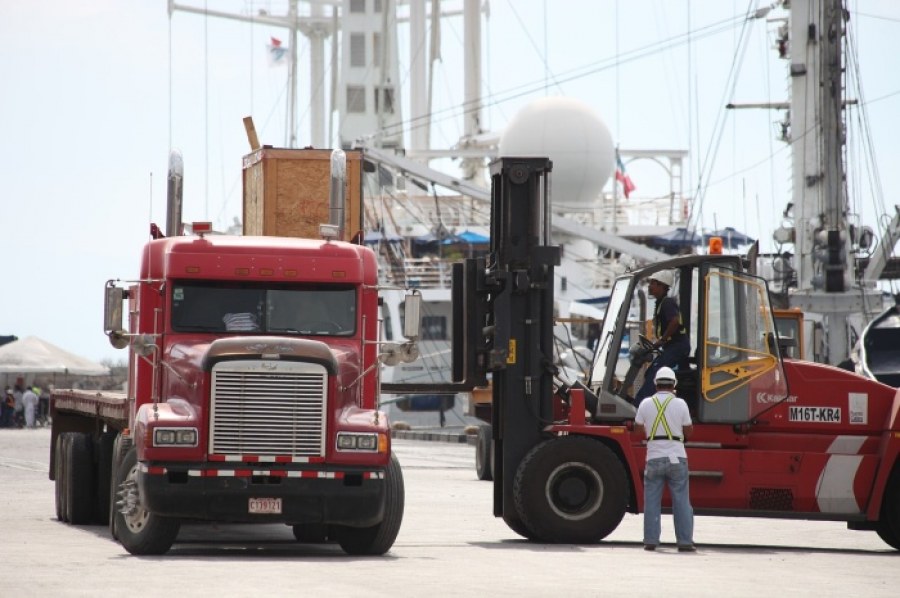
[513,436,628,544]
[65,433,95,525]
[93,432,116,525]
[876,468,900,550]
[113,447,180,555]
[54,433,70,522]
[334,453,405,555]
[475,425,493,481]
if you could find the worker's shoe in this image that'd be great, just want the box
[677,544,696,553]
[643,544,657,551]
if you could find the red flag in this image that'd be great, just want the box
[268,37,288,66]
[615,154,636,198]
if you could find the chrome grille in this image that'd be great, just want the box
[210,360,327,457]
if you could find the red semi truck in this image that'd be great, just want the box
[50,150,417,555]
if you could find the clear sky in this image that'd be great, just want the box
[2,0,899,364]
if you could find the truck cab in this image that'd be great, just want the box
[51,231,411,556]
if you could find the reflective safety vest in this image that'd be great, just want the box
[649,394,683,442]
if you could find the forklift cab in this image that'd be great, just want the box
[588,255,788,424]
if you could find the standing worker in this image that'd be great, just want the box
[636,270,690,402]
[635,366,695,552]
[21,385,40,428]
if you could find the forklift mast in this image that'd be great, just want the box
[461,158,560,528]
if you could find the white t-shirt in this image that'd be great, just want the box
[634,390,691,461]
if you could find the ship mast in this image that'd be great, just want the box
[784,0,881,364]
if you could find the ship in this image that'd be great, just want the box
[164,0,900,422]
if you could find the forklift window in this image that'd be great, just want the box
[699,267,787,423]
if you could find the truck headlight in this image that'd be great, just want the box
[153,427,198,447]
[336,432,381,452]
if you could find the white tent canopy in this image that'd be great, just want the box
[0,336,110,376]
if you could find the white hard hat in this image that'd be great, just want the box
[654,366,677,386]
[649,269,675,288]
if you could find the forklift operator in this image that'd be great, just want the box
[635,270,690,403]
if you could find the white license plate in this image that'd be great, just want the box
[248,497,282,514]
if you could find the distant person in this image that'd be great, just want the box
[39,386,51,424]
[22,386,39,428]
[636,270,690,402]
[586,322,601,351]
[13,380,25,427]
[0,388,14,427]
[635,366,694,552]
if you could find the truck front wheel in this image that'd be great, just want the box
[334,453,405,555]
[113,447,180,555]
[513,436,628,544]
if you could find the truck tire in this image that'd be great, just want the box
[109,433,132,540]
[475,425,493,481]
[335,453,405,555]
[65,433,95,525]
[876,468,900,550]
[113,447,181,555]
[513,436,627,544]
[93,432,116,525]
[502,512,537,540]
[54,433,70,522]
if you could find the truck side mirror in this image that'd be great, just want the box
[403,292,421,339]
[104,282,128,349]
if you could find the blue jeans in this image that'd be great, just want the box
[643,457,693,547]
[636,338,691,402]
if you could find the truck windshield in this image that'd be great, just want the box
[170,282,356,336]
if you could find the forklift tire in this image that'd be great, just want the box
[113,447,181,555]
[876,468,900,550]
[513,436,628,544]
[334,452,405,555]
[475,425,493,481]
[54,433,70,522]
[65,433,96,525]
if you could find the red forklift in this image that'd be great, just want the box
[406,156,900,548]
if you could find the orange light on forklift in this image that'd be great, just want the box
[709,236,723,255]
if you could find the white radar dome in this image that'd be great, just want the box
[498,97,615,207]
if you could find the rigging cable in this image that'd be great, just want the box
[685,0,757,236]
[380,10,746,141]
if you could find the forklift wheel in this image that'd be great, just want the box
[475,425,493,481]
[876,467,900,550]
[513,436,627,544]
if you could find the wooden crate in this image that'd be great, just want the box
[242,147,363,241]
